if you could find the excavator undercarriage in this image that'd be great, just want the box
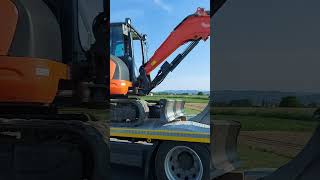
[110,98,149,126]
[110,98,187,127]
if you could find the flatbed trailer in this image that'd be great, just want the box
[109,101,241,180]
[109,117,210,180]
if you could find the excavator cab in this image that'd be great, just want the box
[110,20,147,95]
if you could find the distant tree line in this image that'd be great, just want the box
[214,96,319,108]
[152,91,207,96]
[279,96,302,107]
[214,99,254,107]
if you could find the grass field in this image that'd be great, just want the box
[215,115,318,132]
[213,107,316,121]
[141,94,209,103]
[213,107,318,132]
[213,107,318,170]
[237,143,291,170]
[184,108,203,115]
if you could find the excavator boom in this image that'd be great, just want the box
[136,8,210,95]
[143,8,210,75]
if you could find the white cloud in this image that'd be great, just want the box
[153,0,172,12]
[111,9,145,22]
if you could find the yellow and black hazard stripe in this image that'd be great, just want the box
[110,127,210,143]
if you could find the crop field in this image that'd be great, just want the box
[213,107,318,132]
[214,107,319,170]
[213,107,316,121]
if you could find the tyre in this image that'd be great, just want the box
[155,141,210,180]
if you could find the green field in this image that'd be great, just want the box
[237,143,291,170]
[140,94,209,103]
[215,115,317,132]
[213,107,318,170]
[213,107,316,121]
[213,107,317,131]
[184,108,203,115]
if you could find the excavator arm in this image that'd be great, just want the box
[144,8,210,74]
[137,8,210,95]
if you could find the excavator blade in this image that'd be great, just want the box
[159,99,186,122]
[174,100,185,118]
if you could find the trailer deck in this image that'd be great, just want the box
[110,118,210,143]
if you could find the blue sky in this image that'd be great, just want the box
[111,0,210,91]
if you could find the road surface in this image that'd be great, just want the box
[111,164,144,180]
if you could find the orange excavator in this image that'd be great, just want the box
[110,8,210,126]
[0,0,109,179]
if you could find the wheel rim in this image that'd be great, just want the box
[164,146,203,180]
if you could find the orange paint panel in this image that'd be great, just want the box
[0,0,18,55]
[110,80,132,95]
[0,57,68,104]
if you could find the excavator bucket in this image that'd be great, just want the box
[159,99,186,122]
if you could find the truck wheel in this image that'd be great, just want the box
[155,142,209,180]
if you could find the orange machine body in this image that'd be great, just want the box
[0,0,68,105]
[110,59,132,95]
[0,57,68,104]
